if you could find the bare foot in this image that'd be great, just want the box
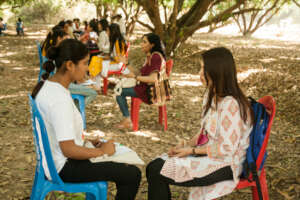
[115,118,132,130]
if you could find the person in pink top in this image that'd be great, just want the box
[146,47,254,200]
[115,33,166,129]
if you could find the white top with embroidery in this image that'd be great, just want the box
[160,96,252,200]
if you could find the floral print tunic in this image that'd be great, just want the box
[160,96,253,200]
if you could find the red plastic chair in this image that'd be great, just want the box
[217,96,276,200]
[103,42,130,95]
[130,59,174,131]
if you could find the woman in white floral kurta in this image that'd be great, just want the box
[146,47,254,200]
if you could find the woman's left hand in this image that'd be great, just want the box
[170,147,193,158]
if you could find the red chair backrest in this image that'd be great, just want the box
[256,96,276,170]
[166,59,173,77]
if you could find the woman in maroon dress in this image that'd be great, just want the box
[116,33,166,129]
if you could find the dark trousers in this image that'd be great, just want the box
[146,158,233,200]
[59,159,141,200]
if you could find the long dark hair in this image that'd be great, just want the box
[98,19,109,32]
[41,26,67,54]
[109,23,126,55]
[89,19,99,35]
[32,39,88,99]
[201,47,253,124]
[144,33,166,59]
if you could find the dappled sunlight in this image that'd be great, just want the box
[172,73,199,80]
[26,35,47,40]
[0,52,18,58]
[279,56,300,61]
[94,102,114,108]
[190,96,201,103]
[171,73,201,87]
[128,130,160,141]
[0,59,11,64]
[101,112,115,119]
[173,80,202,87]
[237,68,267,81]
[12,67,26,70]
[0,91,27,100]
[259,58,277,63]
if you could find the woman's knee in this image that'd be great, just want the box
[146,158,164,179]
[127,165,142,184]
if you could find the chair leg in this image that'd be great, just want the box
[251,185,260,200]
[260,169,269,200]
[159,106,167,131]
[97,182,108,200]
[131,98,141,131]
[159,106,163,124]
[103,78,108,95]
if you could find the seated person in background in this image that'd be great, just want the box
[73,18,82,35]
[83,20,88,32]
[114,33,166,129]
[80,19,100,58]
[65,20,74,39]
[89,23,130,92]
[146,47,254,200]
[57,20,69,35]
[112,14,126,37]
[0,17,5,35]
[16,18,24,36]
[41,26,97,106]
[31,39,141,199]
[97,19,110,55]
[41,26,69,57]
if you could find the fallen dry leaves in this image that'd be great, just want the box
[0,26,299,200]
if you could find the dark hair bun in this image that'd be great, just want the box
[46,46,59,60]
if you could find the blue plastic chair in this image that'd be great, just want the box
[36,41,50,82]
[71,94,86,130]
[28,94,107,200]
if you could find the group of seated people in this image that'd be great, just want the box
[33,16,255,199]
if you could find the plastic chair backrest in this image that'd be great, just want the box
[125,42,130,58]
[37,41,43,69]
[256,96,276,170]
[166,59,173,77]
[71,94,86,130]
[28,94,64,185]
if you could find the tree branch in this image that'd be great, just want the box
[137,20,154,32]
[177,0,212,27]
[293,0,300,8]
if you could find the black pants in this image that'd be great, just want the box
[146,158,233,200]
[59,159,141,200]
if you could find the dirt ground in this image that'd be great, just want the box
[0,25,299,200]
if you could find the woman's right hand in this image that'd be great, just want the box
[167,141,185,156]
[100,139,116,156]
